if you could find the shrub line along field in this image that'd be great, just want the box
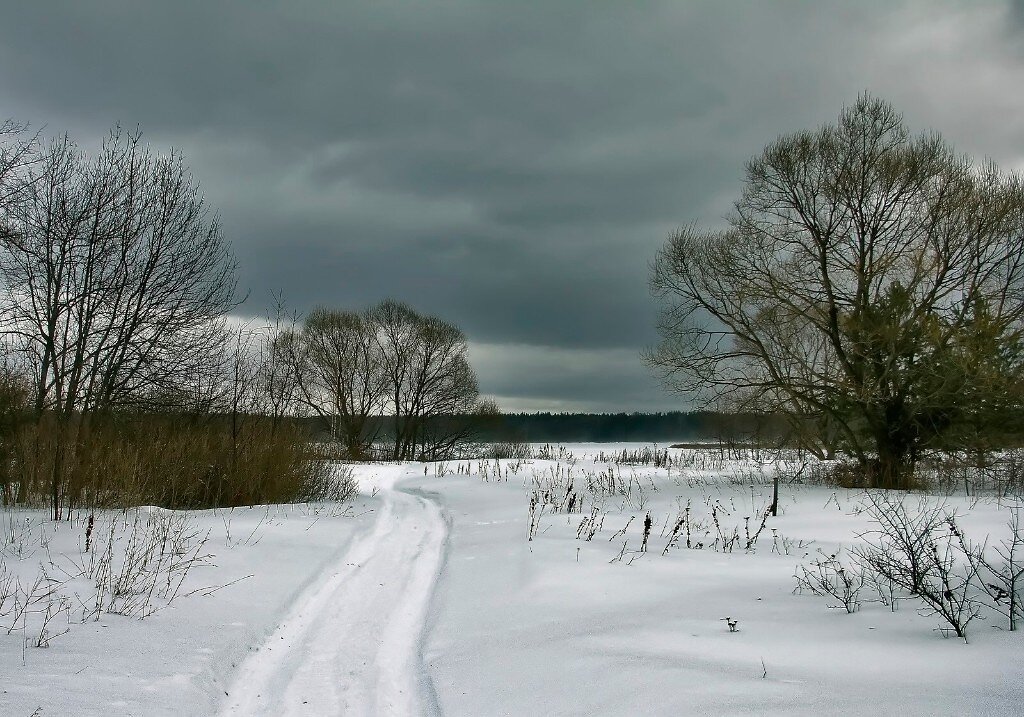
[1,444,1023,715]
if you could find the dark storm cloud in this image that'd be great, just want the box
[1010,0,1024,25]
[2,1,1023,411]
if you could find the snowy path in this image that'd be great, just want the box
[219,478,446,717]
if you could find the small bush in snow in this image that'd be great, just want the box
[852,493,985,639]
[977,504,1024,631]
[0,507,232,657]
[794,549,866,614]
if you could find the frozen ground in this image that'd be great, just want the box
[220,466,445,717]
[2,445,1023,715]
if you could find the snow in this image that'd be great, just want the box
[2,446,1023,715]
[220,465,446,716]
[0,495,378,716]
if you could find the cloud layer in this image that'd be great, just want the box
[3,1,1023,411]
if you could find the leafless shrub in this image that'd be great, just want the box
[794,549,866,613]
[585,466,622,498]
[529,463,584,514]
[771,529,812,557]
[658,496,776,556]
[3,573,53,636]
[527,495,546,542]
[473,458,519,482]
[917,519,985,639]
[487,441,533,461]
[299,463,358,503]
[34,595,71,648]
[534,444,577,463]
[575,507,603,541]
[862,568,901,611]
[662,500,697,554]
[66,509,214,619]
[743,508,771,551]
[582,465,653,510]
[851,493,985,640]
[0,506,243,657]
[995,452,1024,499]
[671,448,729,473]
[852,493,947,595]
[0,559,15,612]
[1,510,42,560]
[608,539,644,565]
[594,446,672,469]
[977,504,1024,631]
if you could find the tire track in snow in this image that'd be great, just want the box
[219,484,446,717]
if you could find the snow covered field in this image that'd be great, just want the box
[2,444,1023,716]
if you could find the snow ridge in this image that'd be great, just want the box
[219,482,447,717]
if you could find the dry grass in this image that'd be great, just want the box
[3,413,354,512]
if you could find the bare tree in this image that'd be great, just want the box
[274,298,481,462]
[0,120,37,210]
[370,300,480,461]
[0,127,238,517]
[369,299,419,459]
[258,294,302,434]
[648,96,1024,488]
[401,314,480,460]
[283,306,386,459]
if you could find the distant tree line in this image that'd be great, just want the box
[304,410,791,445]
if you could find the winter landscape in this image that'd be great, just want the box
[4,2,1024,715]
[2,444,1024,715]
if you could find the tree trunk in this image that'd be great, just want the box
[870,431,913,490]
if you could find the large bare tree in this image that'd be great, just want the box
[282,306,386,459]
[369,300,480,460]
[0,128,237,413]
[392,310,480,460]
[648,96,1024,488]
[0,126,238,516]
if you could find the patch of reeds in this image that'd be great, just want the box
[2,413,355,512]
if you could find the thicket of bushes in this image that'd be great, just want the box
[0,411,353,512]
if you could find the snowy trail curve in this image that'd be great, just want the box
[219,482,446,717]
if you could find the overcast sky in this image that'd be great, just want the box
[3,1,1024,412]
